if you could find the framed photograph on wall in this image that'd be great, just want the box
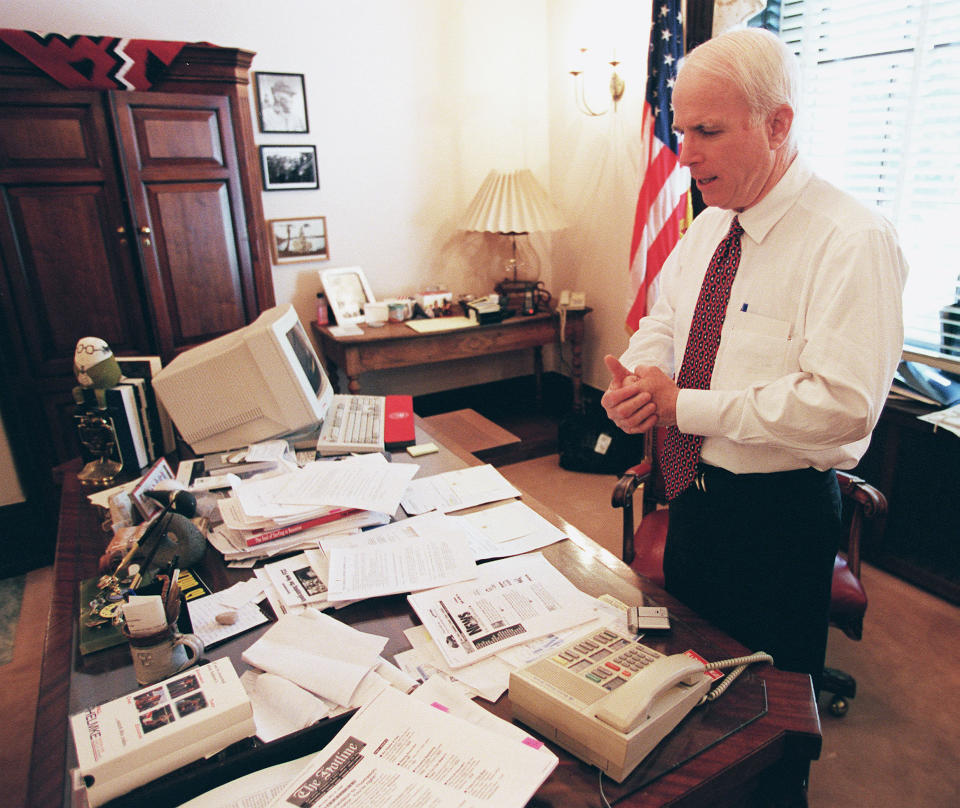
[267,216,329,264]
[320,266,376,325]
[260,145,319,191]
[255,71,309,133]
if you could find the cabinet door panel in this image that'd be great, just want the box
[0,93,151,369]
[6,184,140,367]
[149,181,245,341]
[0,91,103,171]
[112,91,256,357]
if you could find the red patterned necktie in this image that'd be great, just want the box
[661,216,744,500]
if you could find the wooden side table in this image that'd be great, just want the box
[310,308,590,411]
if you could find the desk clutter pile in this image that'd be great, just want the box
[76,436,636,807]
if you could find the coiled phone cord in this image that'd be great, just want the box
[698,651,774,704]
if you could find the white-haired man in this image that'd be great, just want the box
[602,28,907,691]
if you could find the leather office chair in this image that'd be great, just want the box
[611,429,887,717]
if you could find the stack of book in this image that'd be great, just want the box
[207,491,390,564]
[74,356,176,477]
[70,658,254,807]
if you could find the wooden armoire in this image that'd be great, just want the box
[0,40,274,572]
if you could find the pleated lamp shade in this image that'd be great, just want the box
[460,169,566,234]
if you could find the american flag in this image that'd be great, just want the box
[626,0,690,331]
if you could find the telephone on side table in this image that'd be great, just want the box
[509,627,773,782]
[557,290,585,342]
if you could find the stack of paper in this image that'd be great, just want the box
[205,454,419,564]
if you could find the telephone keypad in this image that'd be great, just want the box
[551,629,662,691]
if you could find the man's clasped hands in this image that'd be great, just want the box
[601,355,680,436]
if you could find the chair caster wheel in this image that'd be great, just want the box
[829,696,849,717]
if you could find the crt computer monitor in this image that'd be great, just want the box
[153,304,334,454]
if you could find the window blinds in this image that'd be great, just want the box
[778,0,960,366]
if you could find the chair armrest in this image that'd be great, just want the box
[835,471,888,578]
[611,462,653,509]
[836,471,888,519]
[612,462,654,565]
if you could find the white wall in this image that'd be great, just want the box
[3,0,651,398]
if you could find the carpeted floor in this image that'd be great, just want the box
[0,574,25,666]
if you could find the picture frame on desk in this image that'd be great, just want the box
[254,71,309,133]
[267,216,328,264]
[320,266,376,324]
[260,145,319,191]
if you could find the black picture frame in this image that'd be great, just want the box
[259,145,319,191]
[254,71,309,133]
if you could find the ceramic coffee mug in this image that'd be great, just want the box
[123,623,204,686]
[363,301,389,326]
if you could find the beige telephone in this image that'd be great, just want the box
[509,627,772,782]
[557,290,586,342]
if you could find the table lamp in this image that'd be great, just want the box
[460,169,566,312]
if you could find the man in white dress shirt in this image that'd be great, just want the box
[602,28,907,691]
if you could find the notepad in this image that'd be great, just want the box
[405,316,477,333]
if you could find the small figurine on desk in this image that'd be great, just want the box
[72,336,124,486]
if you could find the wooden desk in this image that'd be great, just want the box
[310,308,590,411]
[32,423,820,807]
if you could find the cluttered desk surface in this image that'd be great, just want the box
[34,420,820,808]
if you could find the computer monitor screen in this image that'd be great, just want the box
[153,304,334,454]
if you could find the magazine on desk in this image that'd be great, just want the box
[69,658,255,808]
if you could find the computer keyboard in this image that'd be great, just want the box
[316,394,385,455]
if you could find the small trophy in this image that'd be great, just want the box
[76,411,122,486]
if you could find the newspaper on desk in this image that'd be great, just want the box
[267,685,557,808]
[407,552,598,670]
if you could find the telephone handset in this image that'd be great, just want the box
[558,290,585,309]
[594,652,710,734]
[509,627,773,783]
[557,290,585,342]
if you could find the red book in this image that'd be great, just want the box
[384,394,415,450]
[245,507,361,547]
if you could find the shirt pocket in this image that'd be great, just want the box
[715,311,795,388]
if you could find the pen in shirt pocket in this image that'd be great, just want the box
[740,303,748,312]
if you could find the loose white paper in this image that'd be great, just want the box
[452,500,568,559]
[241,610,387,706]
[187,593,268,648]
[403,624,511,702]
[273,458,418,513]
[321,512,478,601]
[400,464,521,514]
[240,670,330,743]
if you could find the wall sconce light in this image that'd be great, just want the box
[569,47,625,117]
